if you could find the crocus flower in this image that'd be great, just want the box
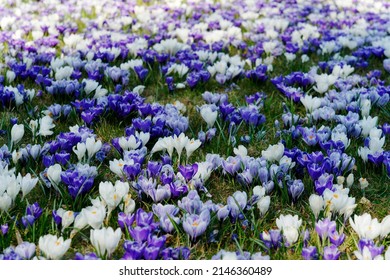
[182,209,210,240]
[257,196,270,216]
[227,191,247,219]
[323,245,340,260]
[315,218,336,240]
[200,105,218,128]
[38,234,71,260]
[90,227,122,259]
[15,242,36,260]
[302,246,318,260]
[11,124,24,145]
[1,224,8,235]
[287,179,304,202]
[309,194,324,219]
[178,164,198,181]
[354,239,384,260]
[261,143,284,162]
[38,115,55,136]
[349,213,382,240]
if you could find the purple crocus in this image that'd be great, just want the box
[122,241,146,260]
[315,218,336,240]
[129,226,150,243]
[178,190,204,215]
[118,212,136,230]
[314,173,334,195]
[26,202,43,219]
[329,232,346,247]
[221,156,242,175]
[357,239,384,259]
[302,246,318,260]
[178,163,198,181]
[75,252,100,260]
[323,245,340,260]
[287,179,304,202]
[1,224,8,235]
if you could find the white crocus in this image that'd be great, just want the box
[47,164,62,188]
[276,214,302,231]
[29,120,38,137]
[360,99,371,118]
[38,115,55,136]
[233,145,248,158]
[359,116,378,137]
[331,131,350,148]
[120,194,136,214]
[349,213,382,240]
[54,66,73,80]
[283,226,299,246]
[109,159,126,178]
[86,137,102,160]
[6,70,16,83]
[83,204,106,229]
[309,194,324,219]
[173,133,189,162]
[135,131,150,146]
[61,210,75,231]
[368,136,385,153]
[83,79,99,95]
[381,215,390,239]
[11,124,24,145]
[346,173,354,188]
[358,177,369,190]
[38,234,71,260]
[118,135,141,151]
[99,181,129,211]
[0,193,12,212]
[200,106,218,128]
[185,138,202,160]
[300,95,322,113]
[73,142,87,162]
[261,143,284,162]
[18,173,38,198]
[90,227,122,259]
[257,196,270,216]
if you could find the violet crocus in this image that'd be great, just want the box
[287,179,304,202]
[354,239,384,260]
[128,226,150,243]
[302,246,318,260]
[122,241,146,260]
[1,224,9,235]
[178,163,198,181]
[323,245,341,260]
[315,218,336,240]
[314,173,334,195]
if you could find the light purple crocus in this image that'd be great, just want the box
[315,218,336,240]
[182,209,210,240]
[227,191,247,219]
[14,242,36,259]
[323,245,340,260]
